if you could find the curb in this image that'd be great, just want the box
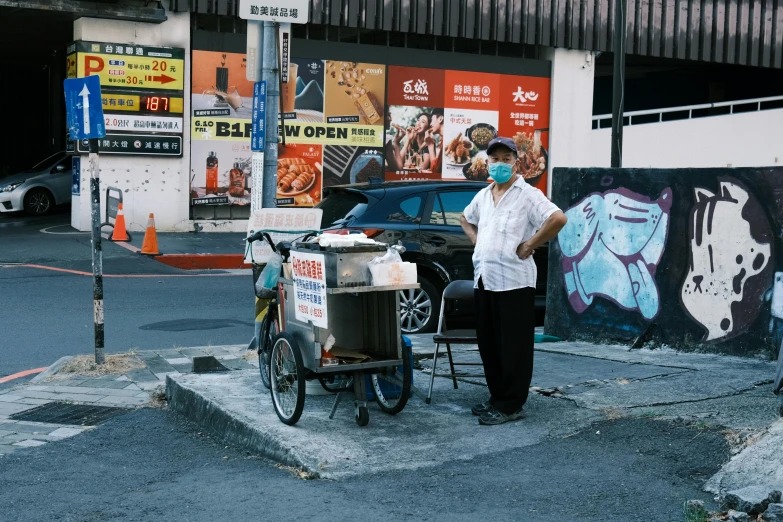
[166,375,318,475]
[153,254,251,270]
[29,356,74,384]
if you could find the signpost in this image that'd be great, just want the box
[64,75,107,365]
[241,0,309,211]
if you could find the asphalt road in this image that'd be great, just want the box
[1,210,254,379]
[0,408,727,522]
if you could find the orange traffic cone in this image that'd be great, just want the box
[140,213,160,255]
[111,203,129,241]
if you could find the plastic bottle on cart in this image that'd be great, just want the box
[206,151,218,195]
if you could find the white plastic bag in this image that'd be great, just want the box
[369,247,403,265]
[255,252,282,298]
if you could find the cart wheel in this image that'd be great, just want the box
[269,332,306,426]
[356,406,370,427]
[258,314,279,390]
[318,374,354,393]
[371,340,412,415]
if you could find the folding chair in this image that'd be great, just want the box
[425,280,484,404]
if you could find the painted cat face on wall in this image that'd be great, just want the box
[681,180,773,341]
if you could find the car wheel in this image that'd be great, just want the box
[399,276,440,334]
[24,188,54,216]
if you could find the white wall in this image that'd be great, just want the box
[72,11,192,232]
[541,48,596,195]
[71,10,245,233]
[590,109,783,168]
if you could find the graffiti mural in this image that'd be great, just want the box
[546,167,783,357]
[559,187,672,320]
[680,179,773,341]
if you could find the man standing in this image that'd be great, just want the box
[460,137,568,425]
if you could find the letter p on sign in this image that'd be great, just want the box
[84,55,105,76]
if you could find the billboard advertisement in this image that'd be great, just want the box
[190,51,254,207]
[384,65,550,193]
[190,50,551,212]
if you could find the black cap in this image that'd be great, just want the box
[486,137,518,155]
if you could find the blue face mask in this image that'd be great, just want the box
[489,162,514,184]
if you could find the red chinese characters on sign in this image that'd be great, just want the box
[387,66,445,107]
[443,70,499,111]
[292,258,324,280]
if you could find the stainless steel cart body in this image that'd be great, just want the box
[271,242,417,426]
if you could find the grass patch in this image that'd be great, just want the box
[682,500,710,522]
[57,351,145,377]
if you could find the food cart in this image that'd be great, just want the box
[269,240,416,427]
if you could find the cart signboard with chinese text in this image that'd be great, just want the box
[291,250,328,328]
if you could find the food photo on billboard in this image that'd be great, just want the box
[276,143,323,207]
[384,106,442,180]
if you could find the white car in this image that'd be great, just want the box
[0,152,73,215]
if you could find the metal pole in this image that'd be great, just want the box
[262,20,279,208]
[88,139,105,364]
[610,0,627,168]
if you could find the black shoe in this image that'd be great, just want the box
[471,400,493,416]
[478,408,525,426]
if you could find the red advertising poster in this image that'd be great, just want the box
[441,71,501,180]
[276,144,324,207]
[497,74,551,192]
[385,66,445,180]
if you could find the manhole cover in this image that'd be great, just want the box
[9,402,131,426]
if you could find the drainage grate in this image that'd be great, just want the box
[9,402,132,426]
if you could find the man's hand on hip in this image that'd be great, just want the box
[517,242,535,260]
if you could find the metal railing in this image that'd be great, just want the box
[592,95,783,129]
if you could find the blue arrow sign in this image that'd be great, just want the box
[251,81,266,152]
[64,75,106,141]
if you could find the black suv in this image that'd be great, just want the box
[316,181,548,333]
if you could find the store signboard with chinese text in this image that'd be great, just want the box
[239,0,309,23]
[291,250,328,328]
[245,208,322,263]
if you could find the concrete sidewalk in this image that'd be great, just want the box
[4,336,780,492]
[167,337,782,479]
[0,344,248,456]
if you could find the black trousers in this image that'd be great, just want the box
[474,278,536,414]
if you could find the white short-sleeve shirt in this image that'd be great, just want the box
[463,176,560,291]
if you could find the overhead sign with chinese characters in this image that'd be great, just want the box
[66,41,185,91]
[239,0,309,23]
[76,134,182,156]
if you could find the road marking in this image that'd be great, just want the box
[0,367,48,384]
[40,225,90,235]
[0,263,247,278]
[109,240,141,253]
